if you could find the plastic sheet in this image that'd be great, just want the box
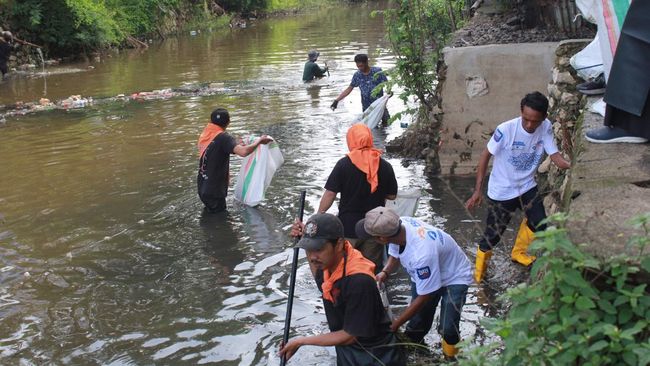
[385,188,421,217]
[570,35,604,80]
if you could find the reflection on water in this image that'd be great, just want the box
[0,2,489,364]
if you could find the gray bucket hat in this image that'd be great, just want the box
[307,50,319,61]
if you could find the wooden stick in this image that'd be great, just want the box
[13,37,43,49]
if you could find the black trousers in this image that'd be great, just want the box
[199,194,226,213]
[478,186,546,252]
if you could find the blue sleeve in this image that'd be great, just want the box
[350,72,360,87]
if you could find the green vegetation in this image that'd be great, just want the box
[0,0,334,57]
[380,0,465,116]
[460,213,650,366]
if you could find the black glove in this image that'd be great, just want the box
[330,100,339,110]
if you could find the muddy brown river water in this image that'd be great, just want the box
[0,2,505,364]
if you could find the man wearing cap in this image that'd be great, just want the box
[356,207,473,358]
[197,108,272,212]
[302,50,328,82]
[317,123,398,272]
[331,53,390,126]
[280,213,405,365]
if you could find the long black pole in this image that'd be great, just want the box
[280,190,306,366]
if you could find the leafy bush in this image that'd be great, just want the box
[380,0,464,115]
[460,213,650,366]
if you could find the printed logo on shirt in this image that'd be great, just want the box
[427,230,437,241]
[404,218,420,227]
[508,152,543,171]
[493,128,504,142]
[417,227,426,239]
[416,266,431,280]
[511,141,526,150]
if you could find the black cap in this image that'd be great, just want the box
[297,213,344,250]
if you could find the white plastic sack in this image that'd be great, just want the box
[570,35,604,80]
[385,188,422,217]
[234,136,284,207]
[360,94,390,129]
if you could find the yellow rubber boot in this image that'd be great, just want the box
[474,248,492,284]
[442,339,459,358]
[511,218,536,266]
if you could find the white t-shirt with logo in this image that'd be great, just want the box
[388,218,473,296]
[487,117,559,201]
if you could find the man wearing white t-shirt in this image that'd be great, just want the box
[356,207,473,359]
[465,92,571,283]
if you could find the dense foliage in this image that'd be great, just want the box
[461,213,650,366]
[381,0,465,115]
[0,0,328,56]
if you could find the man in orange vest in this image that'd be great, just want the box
[280,213,405,365]
[197,108,272,212]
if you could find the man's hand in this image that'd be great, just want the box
[375,271,388,285]
[290,219,305,238]
[390,319,401,333]
[258,135,273,145]
[465,191,483,211]
[279,338,303,362]
[330,100,339,110]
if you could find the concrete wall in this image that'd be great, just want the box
[439,42,558,175]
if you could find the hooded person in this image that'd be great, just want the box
[310,123,398,272]
[280,213,405,365]
[302,49,328,82]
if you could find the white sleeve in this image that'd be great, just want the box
[487,126,505,155]
[542,121,559,155]
[388,244,400,258]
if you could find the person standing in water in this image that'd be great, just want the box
[302,50,328,82]
[330,54,389,126]
[197,108,272,213]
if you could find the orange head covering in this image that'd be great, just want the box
[321,240,376,303]
[346,123,382,193]
[197,122,225,157]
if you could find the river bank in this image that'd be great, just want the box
[0,3,488,363]
[0,0,343,72]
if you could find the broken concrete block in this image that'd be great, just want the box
[465,75,489,98]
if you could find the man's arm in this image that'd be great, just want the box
[375,255,400,284]
[279,330,355,361]
[331,86,354,110]
[232,135,273,157]
[549,152,571,169]
[318,189,337,213]
[390,293,433,332]
[465,148,493,211]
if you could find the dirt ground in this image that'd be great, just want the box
[450,10,595,48]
